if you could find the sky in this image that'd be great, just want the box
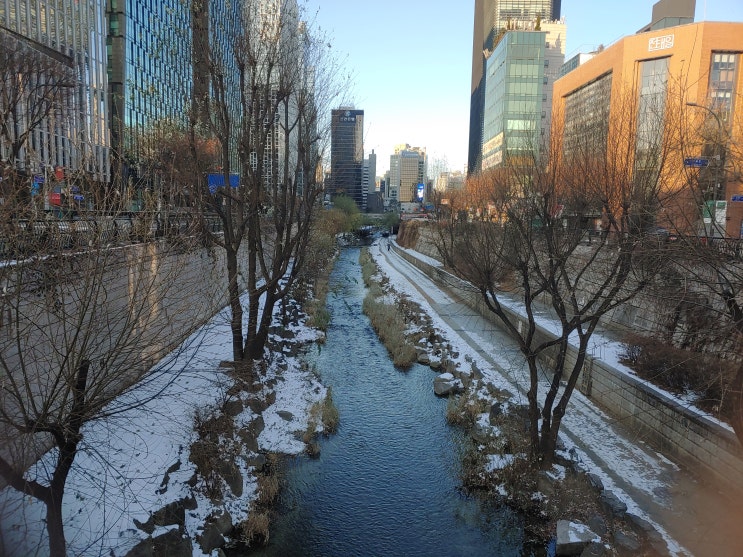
[302,0,743,178]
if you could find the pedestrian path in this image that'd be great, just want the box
[374,240,743,557]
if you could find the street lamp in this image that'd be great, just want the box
[686,101,726,238]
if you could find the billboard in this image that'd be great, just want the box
[208,173,240,193]
[416,183,425,200]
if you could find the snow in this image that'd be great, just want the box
[371,240,695,557]
[0,237,721,557]
[0,294,326,556]
[565,521,601,543]
[485,454,517,473]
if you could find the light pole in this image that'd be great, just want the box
[687,101,725,238]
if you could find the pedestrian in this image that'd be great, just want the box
[387,241,391,251]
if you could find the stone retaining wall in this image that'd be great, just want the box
[0,240,246,484]
[392,243,743,495]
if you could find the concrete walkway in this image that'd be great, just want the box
[375,240,743,557]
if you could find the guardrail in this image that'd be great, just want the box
[0,212,223,258]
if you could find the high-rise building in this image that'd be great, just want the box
[481,20,565,170]
[330,108,365,210]
[365,149,377,195]
[553,20,743,237]
[389,144,427,204]
[469,0,561,173]
[108,0,243,199]
[0,1,110,184]
[362,149,377,211]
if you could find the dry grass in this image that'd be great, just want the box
[446,394,489,428]
[255,473,280,507]
[189,407,238,500]
[302,387,340,457]
[238,452,285,547]
[362,293,418,369]
[240,510,271,547]
[360,248,376,287]
[321,387,340,434]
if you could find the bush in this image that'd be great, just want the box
[620,333,739,421]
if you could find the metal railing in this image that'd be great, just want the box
[0,212,224,258]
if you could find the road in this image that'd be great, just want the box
[373,239,743,557]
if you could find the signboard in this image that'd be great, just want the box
[207,173,240,193]
[648,34,674,52]
[416,183,425,200]
[731,195,743,202]
[31,174,44,196]
[684,158,709,168]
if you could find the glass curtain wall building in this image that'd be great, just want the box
[108,0,242,202]
[482,31,545,170]
[108,0,192,200]
[469,0,560,173]
[330,108,365,210]
[0,0,110,185]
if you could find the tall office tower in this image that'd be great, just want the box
[330,108,365,210]
[481,20,565,170]
[361,149,377,212]
[389,144,427,204]
[0,1,110,183]
[108,0,243,198]
[366,150,377,195]
[468,0,561,173]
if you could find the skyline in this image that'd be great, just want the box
[304,0,743,178]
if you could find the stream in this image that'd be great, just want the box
[246,247,531,556]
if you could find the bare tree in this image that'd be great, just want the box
[0,183,214,555]
[0,30,76,173]
[656,92,743,443]
[192,0,347,362]
[436,87,677,466]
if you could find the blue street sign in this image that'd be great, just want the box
[207,173,240,193]
[684,158,709,167]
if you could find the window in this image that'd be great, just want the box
[636,57,669,168]
[709,52,739,124]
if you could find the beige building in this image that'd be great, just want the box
[388,144,427,205]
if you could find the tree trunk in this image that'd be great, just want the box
[47,360,89,556]
[525,356,541,460]
[46,486,67,557]
[226,247,244,361]
[245,289,276,360]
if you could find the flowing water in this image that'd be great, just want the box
[247,247,530,556]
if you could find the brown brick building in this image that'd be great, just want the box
[553,21,743,238]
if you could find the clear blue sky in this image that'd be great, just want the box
[303,0,743,178]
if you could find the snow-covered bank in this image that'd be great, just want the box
[368,240,696,556]
[0,294,327,556]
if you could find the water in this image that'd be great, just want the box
[247,248,526,556]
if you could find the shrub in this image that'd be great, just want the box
[620,333,739,421]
